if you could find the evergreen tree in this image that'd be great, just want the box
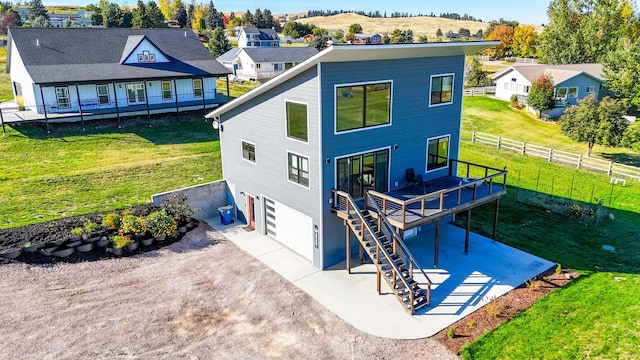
[131,0,148,28]
[146,1,166,28]
[28,0,48,21]
[206,1,222,29]
[173,5,187,27]
[186,1,194,28]
[208,26,231,57]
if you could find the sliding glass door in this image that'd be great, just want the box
[337,149,389,199]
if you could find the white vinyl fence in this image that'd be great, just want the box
[470,131,640,181]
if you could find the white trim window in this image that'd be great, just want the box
[335,81,392,133]
[586,86,595,94]
[430,74,454,106]
[192,79,203,98]
[242,141,256,163]
[288,152,309,187]
[126,83,146,104]
[286,100,308,142]
[568,87,578,98]
[96,84,109,106]
[137,50,156,63]
[556,87,568,98]
[162,81,172,100]
[426,135,450,172]
[55,87,71,109]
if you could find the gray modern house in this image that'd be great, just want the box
[7,27,231,121]
[206,42,507,313]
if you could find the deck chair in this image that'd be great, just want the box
[415,174,428,193]
[405,168,417,187]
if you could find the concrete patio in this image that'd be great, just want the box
[205,217,555,340]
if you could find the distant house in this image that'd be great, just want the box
[493,63,605,112]
[49,14,94,27]
[237,27,280,48]
[352,33,382,45]
[218,47,317,81]
[164,20,181,28]
[303,34,314,43]
[7,28,231,120]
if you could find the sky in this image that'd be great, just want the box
[41,0,552,26]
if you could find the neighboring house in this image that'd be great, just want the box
[237,27,280,48]
[206,42,506,312]
[352,33,382,45]
[49,15,94,27]
[303,34,314,43]
[218,47,317,81]
[493,63,605,109]
[7,27,231,120]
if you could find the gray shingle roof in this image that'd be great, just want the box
[8,27,231,84]
[217,47,241,63]
[241,47,318,63]
[493,63,604,84]
[240,27,279,40]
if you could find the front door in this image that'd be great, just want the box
[337,149,389,199]
[247,195,256,229]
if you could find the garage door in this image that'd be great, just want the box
[264,197,313,261]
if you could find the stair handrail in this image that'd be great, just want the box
[334,190,417,310]
[366,190,433,298]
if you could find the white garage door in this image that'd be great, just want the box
[264,197,313,261]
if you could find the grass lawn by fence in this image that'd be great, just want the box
[458,97,640,359]
[0,47,14,102]
[0,116,221,229]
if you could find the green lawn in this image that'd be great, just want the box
[458,96,640,359]
[0,47,14,102]
[0,117,221,229]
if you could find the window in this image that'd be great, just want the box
[430,74,454,106]
[586,86,595,93]
[285,62,293,70]
[426,135,450,172]
[126,83,146,104]
[137,50,156,63]
[274,63,283,71]
[286,101,308,141]
[336,81,391,132]
[556,87,568,98]
[242,141,255,162]
[96,84,109,105]
[55,87,70,108]
[192,79,203,97]
[568,87,578,98]
[162,81,172,100]
[256,63,261,69]
[288,153,309,187]
[337,149,389,199]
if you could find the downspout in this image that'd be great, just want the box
[75,84,84,130]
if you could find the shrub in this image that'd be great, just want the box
[161,194,199,226]
[102,213,122,230]
[111,234,133,249]
[447,326,456,338]
[484,296,506,318]
[467,320,476,328]
[121,214,148,235]
[147,211,177,238]
[555,264,562,274]
[70,227,83,237]
[83,218,98,233]
[525,278,541,292]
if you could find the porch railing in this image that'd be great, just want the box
[369,160,507,225]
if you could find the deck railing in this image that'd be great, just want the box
[368,160,507,225]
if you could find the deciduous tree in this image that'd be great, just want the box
[603,36,640,111]
[348,23,362,34]
[560,94,628,156]
[485,24,514,59]
[527,74,555,117]
[389,28,413,43]
[465,57,491,87]
[512,25,537,58]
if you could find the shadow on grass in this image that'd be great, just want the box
[6,111,219,145]
[598,152,640,167]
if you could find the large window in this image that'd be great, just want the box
[96,84,109,105]
[336,82,391,132]
[427,135,449,172]
[556,87,568,98]
[288,152,309,187]
[192,79,203,97]
[242,141,255,163]
[337,149,389,199]
[126,83,146,104]
[286,101,308,142]
[430,74,453,106]
[162,81,172,100]
[55,87,70,108]
[586,86,595,93]
[568,87,578,98]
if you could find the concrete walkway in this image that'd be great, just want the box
[205,217,555,340]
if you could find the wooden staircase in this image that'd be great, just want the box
[333,190,432,314]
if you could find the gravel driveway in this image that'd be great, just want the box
[0,224,457,359]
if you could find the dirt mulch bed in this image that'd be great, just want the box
[433,268,579,355]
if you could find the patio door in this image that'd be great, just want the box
[337,149,389,199]
[126,83,146,104]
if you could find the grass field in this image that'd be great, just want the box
[0,47,14,102]
[0,117,221,229]
[457,96,640,359]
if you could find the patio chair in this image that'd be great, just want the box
[405,168,417,187]
[415,174,428,193]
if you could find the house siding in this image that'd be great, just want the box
[495,70,531,101]
[8,40,37,112]
[319,56,465,268]
[219,67,322,266]
[555,74,602,106]
[122,39,171,64]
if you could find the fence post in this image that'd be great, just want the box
[0,108,5,136]
[577,154,582,169]
[548,148,553,162]
[471,130,476,143]
[521,142,525,155]
[497,136,501,149]
[607,161,613,175]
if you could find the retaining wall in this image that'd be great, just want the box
[151,180,233,220]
